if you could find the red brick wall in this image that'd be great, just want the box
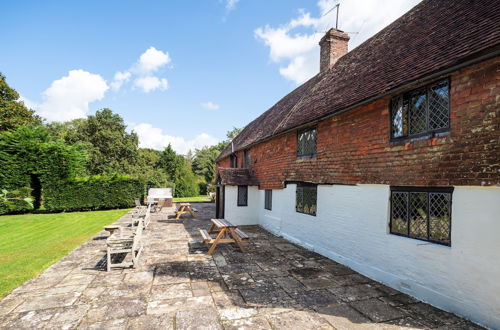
[218,58,500,189]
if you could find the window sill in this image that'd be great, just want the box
[296,154,317,161]
[390,129,450,145]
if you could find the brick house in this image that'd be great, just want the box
[215,0,499,327]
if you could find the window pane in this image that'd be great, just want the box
[429,192,451,244]
[296,184,317,216]
[409,192,428,239]
[245,150,251,168]
[296,187,303,212]
[409,90,427,135]
[428,81,449,130]
[391,96,408,138]
[391,192,408,235]
[297,128,317,156]
[238,186,247,206]
[265,190,272,210]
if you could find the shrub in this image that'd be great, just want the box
[44,175,143,212]
[0,187,34,215]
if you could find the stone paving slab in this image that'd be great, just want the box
[0,203,484,329]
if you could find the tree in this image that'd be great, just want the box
[158,144,184,180]
[48,109,139,175]
[128,148,172,189]
[226,127,242,141]
[0,73,41,133]
[174,159,199,197]
[192,145,220,184]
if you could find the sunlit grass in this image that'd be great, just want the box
[0,209,129,298]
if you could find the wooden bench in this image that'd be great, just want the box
[106,218,143,271]
[199,229,212,243]
[202,219,249,255]
[175,203,197,219]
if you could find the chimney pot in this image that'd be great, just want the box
[319,28,350,72]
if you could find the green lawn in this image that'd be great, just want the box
[173,195,211,202]
[0,209,129,298]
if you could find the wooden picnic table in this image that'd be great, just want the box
[199,218,249,255]
[175,202,197,219]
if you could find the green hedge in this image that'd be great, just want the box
[44,175,143,212]
[0,187,34,215]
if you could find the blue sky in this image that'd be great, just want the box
[1,0,419,153]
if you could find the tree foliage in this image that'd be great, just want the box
[48,109,139,175]
[0,73,41,133]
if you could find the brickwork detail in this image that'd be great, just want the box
[218,58,500,189]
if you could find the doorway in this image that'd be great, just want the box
[216,185,225,219]
[30,174,41,209]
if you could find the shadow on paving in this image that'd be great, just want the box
[0,203,483,329]
[144,203,481,330]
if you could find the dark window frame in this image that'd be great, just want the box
[296,183,317,216]
[230,154,238,168]
[264,189,272,210]
[390,79,450,143]
[244,149,251,169]
[297,127,317,158]
[237,185,248,206]
[389,186,453,246]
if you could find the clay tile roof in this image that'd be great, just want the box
[217,0,500,161]
[217,168,259,186]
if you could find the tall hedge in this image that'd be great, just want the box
[44,175,143,212]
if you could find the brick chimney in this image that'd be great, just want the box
[319,28,350,72]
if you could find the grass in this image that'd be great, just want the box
[0,208,130,298]
[173,195,211,202]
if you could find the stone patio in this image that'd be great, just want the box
[0,203,482,329]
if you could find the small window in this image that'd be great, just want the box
[390,186,453,246]
[230,154,237,168]
[390,79,450,141]
[297,127,317,157]
[296,183,317,216]
[244,150,251,169]
[264,190,272,210]
[237,185,248,206]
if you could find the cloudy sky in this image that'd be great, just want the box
[2,0,420,154]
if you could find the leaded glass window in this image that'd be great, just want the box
[297,127,317,157]
[244,150,251,169]
[264,189,272,210]
[390,79,450,140]
[296,183,317,216]
[237,185,248,206]
[390,187,452,246]
[230,154,237,168]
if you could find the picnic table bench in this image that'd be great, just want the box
[200,218,249,255]
[175,203,197,219]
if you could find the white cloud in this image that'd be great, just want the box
[201,101,220,110]
[35,70,109,122]
[224,0,240,11]
[134,76,168,93]
[255,0,420,84]
[133,123,218,154]
[111,71,131,90]
[134,47,171,75]
[111,47,171,92]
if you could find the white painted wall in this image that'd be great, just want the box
[223,185,259,225]
[225,183,500,328]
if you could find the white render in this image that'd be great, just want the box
[223,183,500,328]
[223,185,260,225]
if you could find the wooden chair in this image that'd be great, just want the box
[106,219,143,271]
